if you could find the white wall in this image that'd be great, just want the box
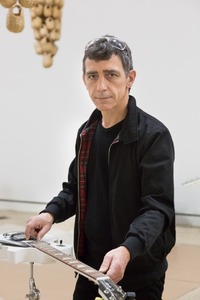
[0,0,200,224]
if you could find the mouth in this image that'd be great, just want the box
[95,96,111,100]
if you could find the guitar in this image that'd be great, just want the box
[0,232,136,300]
[26,239,136,300]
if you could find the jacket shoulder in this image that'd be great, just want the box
[137,107,171,135]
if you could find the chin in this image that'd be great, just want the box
[95,104,113,111]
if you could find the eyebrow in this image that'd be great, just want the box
[85,71,98,76]
[86,69,120,76]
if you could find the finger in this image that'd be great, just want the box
[25,219,40,239]
[36,225,50,240]
[25,224,34,240]
[24,229,31,240]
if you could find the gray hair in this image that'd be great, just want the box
[82,34,133,76]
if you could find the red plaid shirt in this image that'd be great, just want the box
[77,120,98,258]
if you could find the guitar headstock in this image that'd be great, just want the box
[97,277,136,300]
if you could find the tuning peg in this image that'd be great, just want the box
[125,292,136,299]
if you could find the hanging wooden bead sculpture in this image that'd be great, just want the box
[0,0,37,33]
[6,4,24,33]
[0,0,17,8]
[30,0,64,67]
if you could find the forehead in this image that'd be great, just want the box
[84,54,124,73]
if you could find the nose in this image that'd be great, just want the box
[96,76,107,92]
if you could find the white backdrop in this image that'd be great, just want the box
[0,0,200,224]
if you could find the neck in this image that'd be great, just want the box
[101,107,127,128]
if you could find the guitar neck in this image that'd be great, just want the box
[28,240,108,284]
[27,240,136,300]
[2,232,136,299]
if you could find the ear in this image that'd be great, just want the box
[127,70,136,89]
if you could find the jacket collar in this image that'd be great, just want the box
[119,95,139,144]
[83,95,139,144]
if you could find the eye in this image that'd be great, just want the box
[106,72,119,79]
[110,73,118,77]
[86,73,98,80]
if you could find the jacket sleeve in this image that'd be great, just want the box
[122,123,175,259]
[40,128,83,223]
[41,158,78,223]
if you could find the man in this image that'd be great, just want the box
[25,35,175,300]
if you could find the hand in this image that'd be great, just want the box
[25,212,54,240]
[99,246,131,283]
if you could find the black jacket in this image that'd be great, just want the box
[43,96,175,290]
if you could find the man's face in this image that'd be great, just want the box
[83,54,136,113]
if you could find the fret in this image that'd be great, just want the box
[28,240,106,283]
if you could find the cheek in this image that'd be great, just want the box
[86,86,96,99]
[87,84,93,93]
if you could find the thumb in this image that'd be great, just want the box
[99,255,112,273]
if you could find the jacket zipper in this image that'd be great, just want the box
[108,136,119,245]
[108,136,119,165]
[76,132,83,257]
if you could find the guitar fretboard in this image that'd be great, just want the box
[28,240,108,283]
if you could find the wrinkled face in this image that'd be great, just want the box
[83,54,136,113]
